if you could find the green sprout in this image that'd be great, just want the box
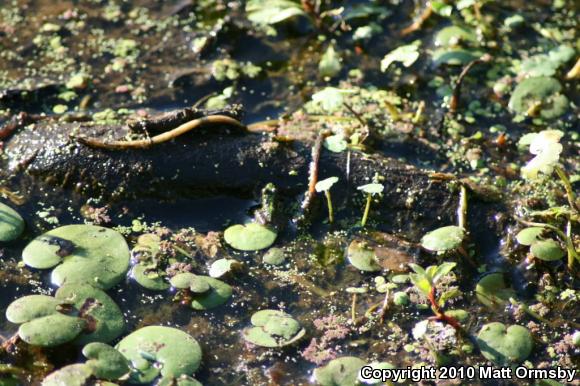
[315,177,339,223]
[408,262,461,329]
[357,183,384,227]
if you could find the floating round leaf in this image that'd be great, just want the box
[0,202,24,242]
[475,273,515,308]
[477,322,533,365]
[432,48,482,66]
[41,364,93,386]
[531,239,564,261]
[420,226,465,252]
[347,240,381,272]
[170,273,210,293]
[434,25,478,47]
[55,283,125,345]
[263,247,286,265]
[313,356,366,386]
[22,224,130,289]
[516,227,544,246]
[5,295,60,324]
[116,326,202,384]
[224,223,277,251]
[157,376,203,386]
[243,309,305,348]
[18,313,86,347]
[209,258,241,278]
[508,77,569,119]
[83,342,130,380]
[190,277,232,310]
[357,183,384,195]
[132,263,170,291]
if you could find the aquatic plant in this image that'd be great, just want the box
[381,41,421,72]
[169,273,232,310]
[357,183,384,227]
[475,272,515,309]
[223,222,277,251]
[315,177,339,224]
[0,201,24,242]
[21,224,130,290]
[346,240,381,272]
[313,356,365,386]
[420,225,465,253]
[242,309,306,348]
[476,322,533,365]
[209,258,242,278]
[116,326,202,384]
[509,77,569,119]
[516,130,579,269]
[409,262,461,328]
[5,283,125,347]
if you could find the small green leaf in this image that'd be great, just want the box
[323,135,348,153]
[515,227,545,246]
[224,223,277,251]
[314,177,338,193]
[531,239,564,261]
[421,226,465,252]
[381,42,421,72]
[357,183,384,195]
[319,45,342,78]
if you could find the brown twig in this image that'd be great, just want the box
[300,131,327,213]
[449,54,492,114]
[401,2,433,36]
[76,115,245,150]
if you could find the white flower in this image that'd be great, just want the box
[521,130,564,180]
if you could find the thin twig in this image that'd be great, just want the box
[555,166,579,214]
[449,54,492,114]
[300,131,326,212]
[401,3,433,36]
[76,115,245,150]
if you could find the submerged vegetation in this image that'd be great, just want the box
[0,0,578,385]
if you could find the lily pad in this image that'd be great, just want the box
[5,295,60,324]
[508,77,569,119]
[42,364,93,386]
[132,263,170,291]
[170,273,210,293]
[530,239,564,261]
[420,225,465,252]
[347,240,381,272]
[22,224,130,289]
[18,313,86,347]
[209,258,241,278]
[475,273,516,308]
[381,42,420,72]
[516,227,544,246]
[83,342,130,380]
[313,356,366,386]
[263,247,286,265]
[55,283,125,345]
[116,326,202,384]
[434,25,478,47]
[432,48,482,66]
[224,223,277,251]
[190,277,232,310]
[243,309,305,348]
[357,183,384,195]
[0,202,24,242]
[477,322,533,365]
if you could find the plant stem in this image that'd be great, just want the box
[428,287,461,330]
[361,194,372,227]
[351,293,357,322]
[324,190,334,223]
[555,166,579,214]
[457,185,468,229]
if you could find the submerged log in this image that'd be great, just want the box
[0,107,483,236]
